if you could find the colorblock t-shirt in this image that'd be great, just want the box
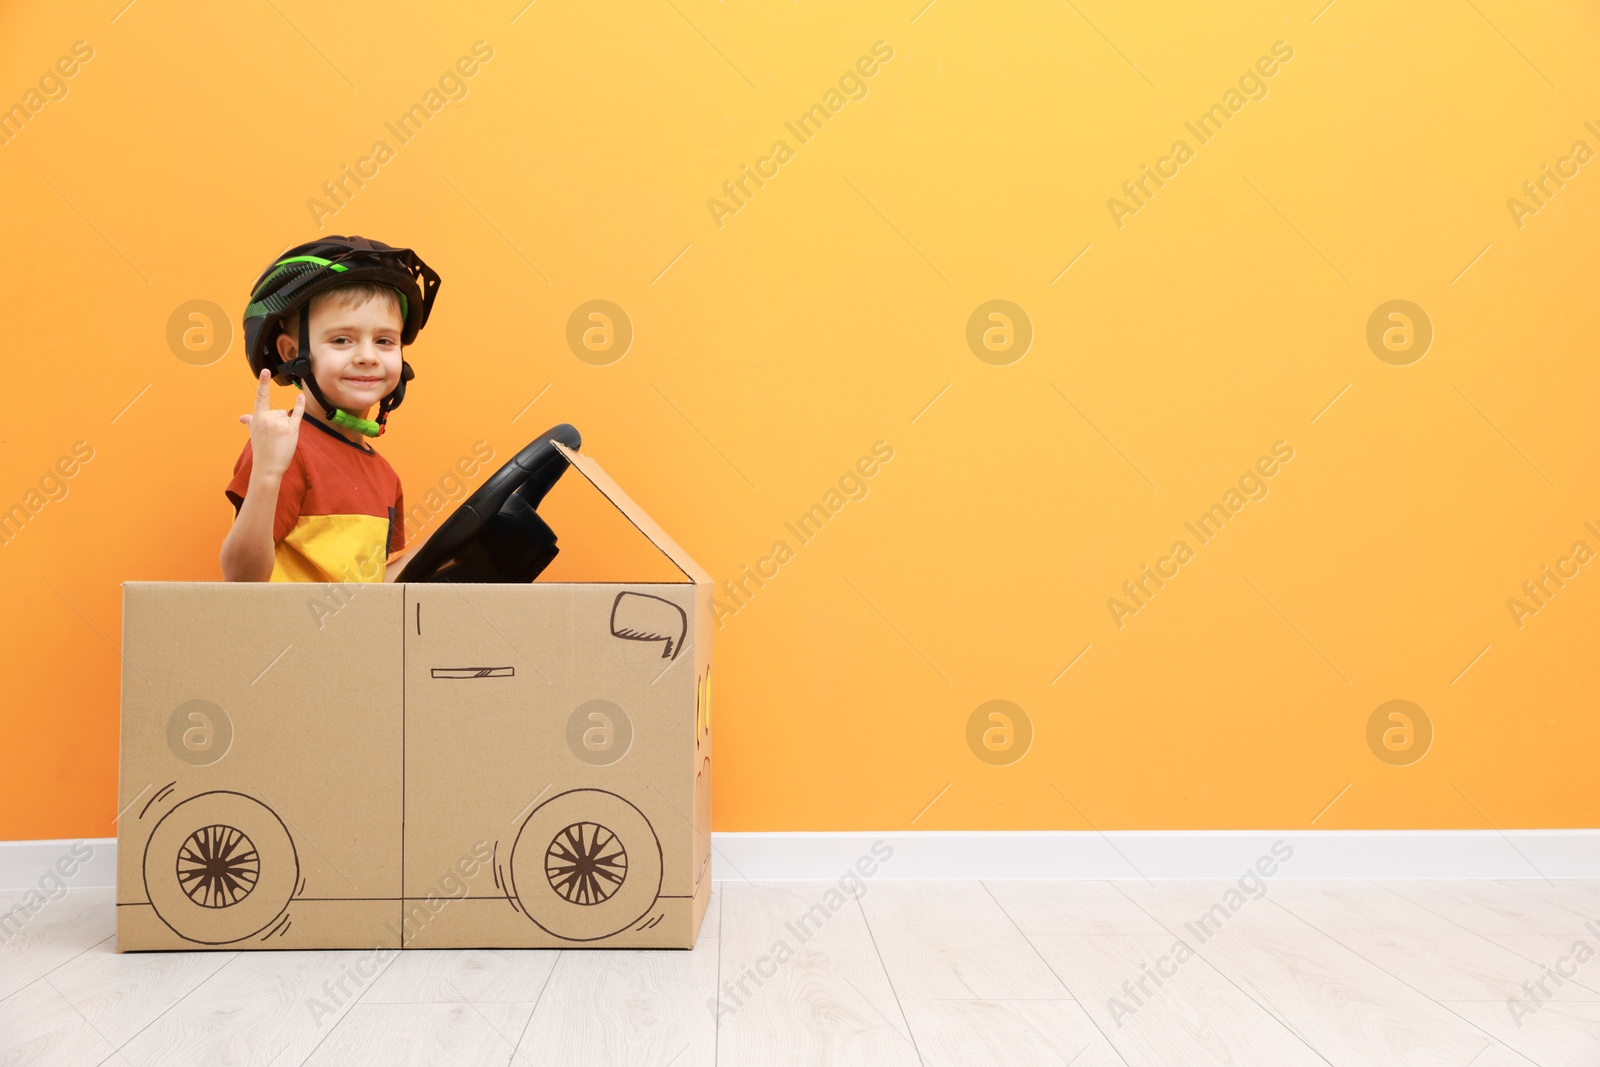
[226,415,404,583]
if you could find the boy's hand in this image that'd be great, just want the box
[239,368,305,478]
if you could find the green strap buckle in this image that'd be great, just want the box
[290,380,383,437]
[331,409,382,437]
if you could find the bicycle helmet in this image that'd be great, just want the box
[243,236,441,437]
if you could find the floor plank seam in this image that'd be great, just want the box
[1368,879,1600,1001]
[851,890,933,1065]
[712,889,722,1067]
[0,936,107,1007]
[506,948,560,1066]
[1503,880,1600,926]
[295,948,408,1067]
[0,918,115,1007]
[1106,879,1339,1067]
[440,974,540,1067]
[42,971,123,1065]
[981,882,1131,1067]
[977,880,1081,1007]
[1264,893,1545,1067]
[98,948,242,1064]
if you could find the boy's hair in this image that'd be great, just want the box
[282,282,403,336]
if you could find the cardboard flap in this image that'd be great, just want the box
[553,442,712,585]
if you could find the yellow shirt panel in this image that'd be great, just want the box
[270,513,392,584]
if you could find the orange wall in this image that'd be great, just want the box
[2,0,1596,839]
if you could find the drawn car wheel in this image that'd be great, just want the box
[509,788,662,942]
[143,791,299,945]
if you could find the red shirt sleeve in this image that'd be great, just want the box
[225,441,306,544]
[388,482,406,555]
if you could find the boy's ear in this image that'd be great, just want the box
[275,329,298,364]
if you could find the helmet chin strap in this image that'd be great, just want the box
[286,309,413,438]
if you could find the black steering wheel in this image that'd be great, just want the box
[397,424,581,583]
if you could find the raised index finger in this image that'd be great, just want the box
[254,368,273,414]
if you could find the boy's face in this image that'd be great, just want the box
[276,292,404,418]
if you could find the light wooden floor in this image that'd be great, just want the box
[3,880,1598,1065]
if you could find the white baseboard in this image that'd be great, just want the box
[4,831,1598,890]
[1,838,118,892]
[712,830,1600,881]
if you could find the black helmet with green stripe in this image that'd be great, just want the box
[244,236,441,437]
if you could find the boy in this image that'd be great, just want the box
[220,236,440,583]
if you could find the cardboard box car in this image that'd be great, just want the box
[117,443,713,951]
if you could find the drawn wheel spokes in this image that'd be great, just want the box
[546,822,627,905]
[177,824,260,908]
[144,792,298,945]
[510,789,661,941]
